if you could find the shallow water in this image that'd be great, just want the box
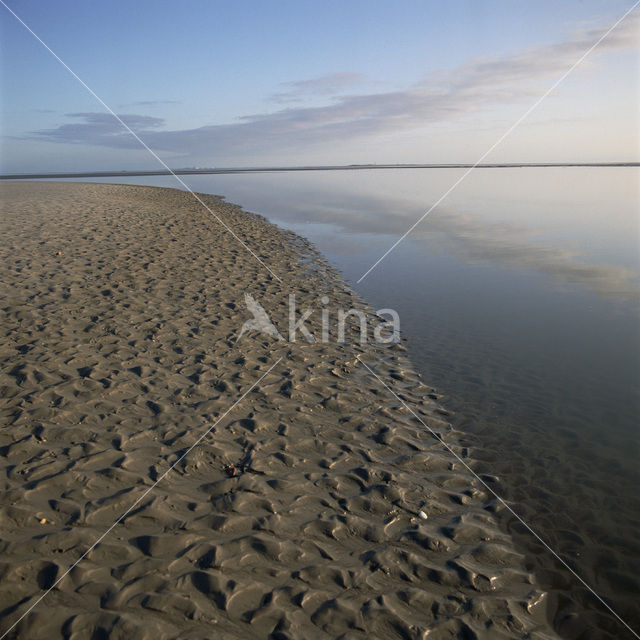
[66,168,639,636]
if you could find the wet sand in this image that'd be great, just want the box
[0,182,557,639]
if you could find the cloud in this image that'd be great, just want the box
[32,112,164,147]
[28,15,639,157]
[270,72,367,103]
[442,15,638,91]
[119,100,182,108]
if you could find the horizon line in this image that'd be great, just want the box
[1,162,639,180]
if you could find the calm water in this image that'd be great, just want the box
[69,169,639,635]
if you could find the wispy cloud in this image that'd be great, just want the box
[119,100,182,108]
[443,18,638,91]
[270,72,367,104]
[28,15,639,156]
[33,112,163,147]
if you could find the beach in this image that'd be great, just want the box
[0,182,558,639]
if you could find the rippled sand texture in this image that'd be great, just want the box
[0,183,557,639]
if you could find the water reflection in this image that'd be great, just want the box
[177,169,640,300]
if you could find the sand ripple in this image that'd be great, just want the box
[0,183,557,639]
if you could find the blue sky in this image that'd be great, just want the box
[1,0,638,172]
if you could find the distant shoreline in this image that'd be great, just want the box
[1,161,638,180]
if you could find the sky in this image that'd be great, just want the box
[1,0,638,172]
